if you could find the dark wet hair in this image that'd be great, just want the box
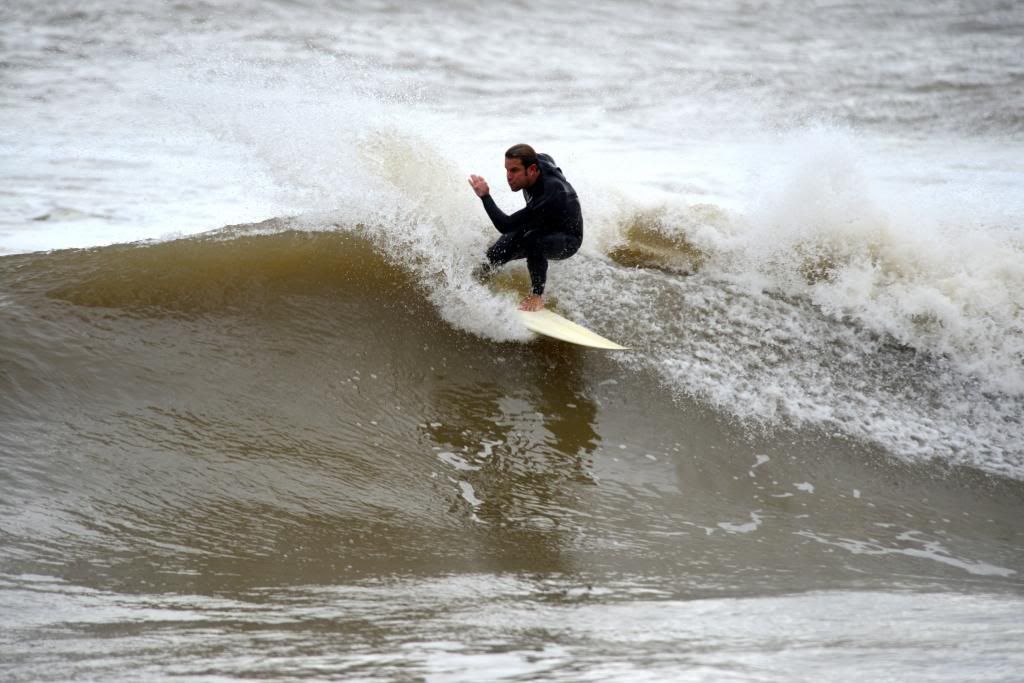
[505,143,538,171]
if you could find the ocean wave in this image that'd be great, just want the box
[607,129,1024,397]
[37,226,421,316]
[2,209,1022,480]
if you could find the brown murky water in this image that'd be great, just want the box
[2,232,1022,681]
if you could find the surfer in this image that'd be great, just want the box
[468,144,583,311]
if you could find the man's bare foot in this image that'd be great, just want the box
[518,294,544,311]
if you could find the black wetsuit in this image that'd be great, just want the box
[479,153,582,296]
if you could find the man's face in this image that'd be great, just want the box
[505,158,538,192]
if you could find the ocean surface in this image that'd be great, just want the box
[2,1,1023,680]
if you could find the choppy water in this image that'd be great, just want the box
[2,1,1023,681]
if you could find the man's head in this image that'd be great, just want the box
[504,143,540,192]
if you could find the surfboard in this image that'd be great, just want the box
[517,308,628,350]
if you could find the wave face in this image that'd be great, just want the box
[2,227,1024,682]
[2,214,1022,480]
[1,0,1021,478]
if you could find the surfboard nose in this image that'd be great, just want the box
[517,309,628,350]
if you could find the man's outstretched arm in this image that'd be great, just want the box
[468,174,533,234]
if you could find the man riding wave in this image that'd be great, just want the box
[468,144,582,311]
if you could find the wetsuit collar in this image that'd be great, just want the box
[524,169,545,203]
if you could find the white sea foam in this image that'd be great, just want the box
[718,511,764,534]
[639,126,1024,395]
[797,530,1016,578]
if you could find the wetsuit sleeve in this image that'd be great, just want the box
[480,194,535,234]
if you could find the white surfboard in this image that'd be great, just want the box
[517,309,628,350]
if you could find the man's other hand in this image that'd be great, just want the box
[468,174,490,197]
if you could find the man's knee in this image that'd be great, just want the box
[536,233,580,261]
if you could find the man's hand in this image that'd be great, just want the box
[468,174,490,198]
[519,294,544,311]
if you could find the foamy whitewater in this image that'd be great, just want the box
[2,1,1023,681]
